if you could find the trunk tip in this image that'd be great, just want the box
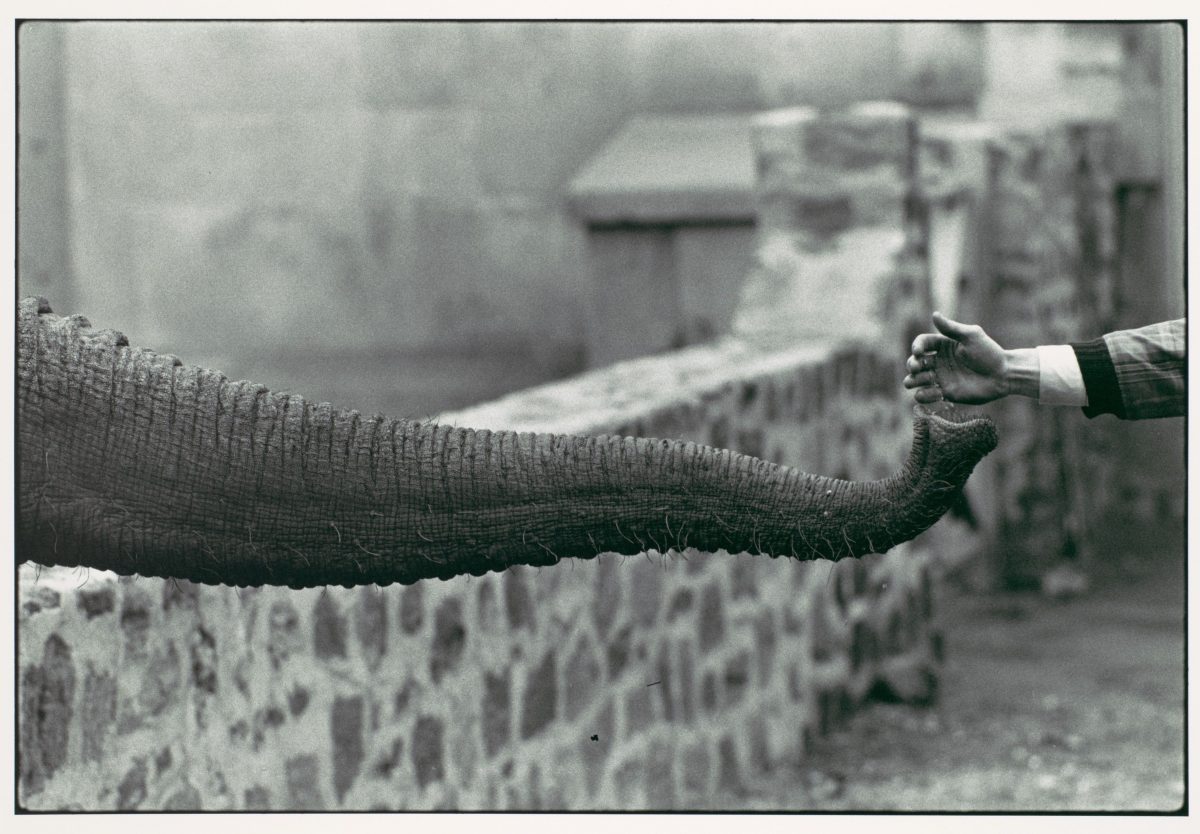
[914,403,999,459]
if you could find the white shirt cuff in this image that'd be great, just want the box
[1036,345,1088,406]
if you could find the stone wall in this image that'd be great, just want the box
[19,337,946,811]
[919,113,1184,586]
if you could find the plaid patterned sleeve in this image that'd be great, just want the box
[1070,319,1186,420]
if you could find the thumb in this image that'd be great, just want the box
[931,311,979,343]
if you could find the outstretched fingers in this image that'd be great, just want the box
[910,333,953,357]
[911,385,945,404]
[931,311,979,341]
[902,369,937,389]
[905,336,944,399]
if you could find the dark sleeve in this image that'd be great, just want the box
[1070,337,1126,419]
[1071,319,1186,420]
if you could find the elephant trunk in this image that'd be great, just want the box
[17,297,997,588]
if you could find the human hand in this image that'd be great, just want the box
[903,313,1023,405]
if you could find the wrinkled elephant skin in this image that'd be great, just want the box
[17,298,998,588]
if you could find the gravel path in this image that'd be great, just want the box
[718,520,1186,813]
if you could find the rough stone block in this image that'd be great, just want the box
[19,634,76,799]
[930,629,945,663]
[831,562,850,614]
[611,754,646,808]
[565,636,601,721]
[331,696,364,802]
[624,685,654,737]
[476,580,499,631]
[76,584,115,619]
[581,699,615,792]
[285,754,325,810]
[267,600,301,669]
[668,587,694,620]
[190,625,217,696]
[450,721,479,787]
[816,686,853,736]
[746,713,771,774]
[730,555,758,598]
[355,587,388,671]
[782,602,804,634]
[248,709,277,752]
[120,589,153,659]
[371,736,404,780]
[155,745,173,777]
[430,597,466,684]
[504,565,536,630]
[161,577,200,612]
[754,609,777,685]
[592,555,621,638]
[716,735,742,795]
[288,686,310,717]
[243,785,272,810]
[482,670,511,757]
[399,582,424,635]
[698,583,724,653]
[885,610,905,654]
[723,651,751,706]
[80,665,116,764]
[163,781,201,810]
[850,620,873,673]
[116,758,148,810]
[677,640,696,723]
[139,642,181,716]
[680,739,711,798]
[22,584,62,617]
[606,624,632,680]
[701,671,719,713]
[628,556,662,626]
[411,715,445,789]
[655,641,674,722]
[645,741,676,809]
[312,592,347,659]
[520,651,557,740]
[811,600,842,663]
[525,763,543,811]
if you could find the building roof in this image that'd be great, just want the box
[567,114,757,225]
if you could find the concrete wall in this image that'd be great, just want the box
[51,22,632,370]
[19,21,990,416]
[18,338,944,811]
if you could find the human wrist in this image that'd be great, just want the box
[1002,348,1039,399]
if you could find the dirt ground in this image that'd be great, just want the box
[726,519,1187,813]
